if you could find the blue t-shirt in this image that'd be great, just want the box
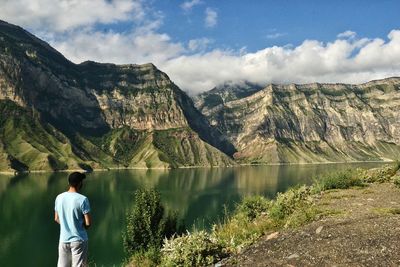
[55,192,91,243]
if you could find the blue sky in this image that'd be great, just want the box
[154,0,400,51]
[1,0,400,93]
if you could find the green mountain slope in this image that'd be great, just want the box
[0,20,235,172]
[0,100,108,171]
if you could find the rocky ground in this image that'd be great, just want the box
[220,182,400,266]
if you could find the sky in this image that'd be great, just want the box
[1,0,400,94]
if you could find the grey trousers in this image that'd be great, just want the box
[57,241,88,267]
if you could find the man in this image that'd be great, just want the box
[55,172,92,267]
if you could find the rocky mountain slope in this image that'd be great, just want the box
[195,79,400,163]
[0,20,235,172]
[194,81,263,112]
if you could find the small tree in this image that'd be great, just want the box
[123,189,185,257]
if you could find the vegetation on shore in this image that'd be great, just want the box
[124,162,400,266]
[123,189,185,266]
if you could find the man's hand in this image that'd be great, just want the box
[54,211,60,224]
[83,213,91,229]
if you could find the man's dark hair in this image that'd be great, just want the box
[68,172,86,187]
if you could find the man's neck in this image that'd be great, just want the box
[68,187,78,193]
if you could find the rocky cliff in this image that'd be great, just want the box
[0,20,234,172]
[195,79,400,163]
[1,20,398,171]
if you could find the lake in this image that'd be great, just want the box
[0,162,386,266]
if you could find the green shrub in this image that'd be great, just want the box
[210,186,317,254]
[362,163,400,183]
[283,205,320,228]
[313,169,363,192]
[211,212,273,253]
[393,160,400,173]
[123,189,185,258]
[393,176,400,188]
[269,185,313,221]
[161,231,225,267]
[163,211,186,239]
[236,195,271,221]
[126,247,161,267]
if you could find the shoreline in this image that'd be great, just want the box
[237,159,394,166]
[219,166,400,266]
[0,160,392,176]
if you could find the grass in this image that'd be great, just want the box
[161,231,226,266]
[87,127,150,166]
[393,176,400,188]
[320,209,345,217]
[0,100,88,171]
[0,99,231,172]
[324,193,357,200]
[153,128,231,168]
[157,186,321,265]
[362,162,400,183]
[372,208,400,215]
[123,162,400,266]
[125,247,161,267]
[312,169,365,193]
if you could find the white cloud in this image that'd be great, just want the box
[181,0,203,12]
[37,27,400,95]
[51,29,184,64]
[188,38,213,52]
[0,0,144,32]
[205,8,218,28]
[2,1,400,95]
[160,31,400,94]
[266,32,287,39]
[337,30,357,39]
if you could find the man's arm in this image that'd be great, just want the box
[54,211,60,224]
[81,197,91,229]
[83,213,91,229]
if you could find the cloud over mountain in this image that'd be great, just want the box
[1,0,400,94]
[0,0,144,32]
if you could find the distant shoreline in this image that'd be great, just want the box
[238,159,394,166]
[0,160,392,176]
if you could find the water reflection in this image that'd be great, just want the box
[0,162,385,266]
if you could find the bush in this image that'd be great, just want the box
[283,205,320,228]
[236,195,271,221]
[393,176,400,188]
[211,212,273,254]
[212,186,314,253]
[126,247,161,267]
[313,169,363,192]
[269,185,313,221]
[161,231,225,266]
[123,189,185,258]
[362,163,400,183]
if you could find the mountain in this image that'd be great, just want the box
[0,20,235,172]
[193,81,263,113]
[1,20,398,171]
[194,79,400,163]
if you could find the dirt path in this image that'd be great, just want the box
[221,183,400,266]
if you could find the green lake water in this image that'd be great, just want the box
[0,162,386,266]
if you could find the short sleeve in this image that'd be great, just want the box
[54,196,58,212]
[81,197,91,214]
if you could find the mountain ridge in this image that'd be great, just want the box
[0,20,235,172]
[0,19,398,171]
[195,78,400,163]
